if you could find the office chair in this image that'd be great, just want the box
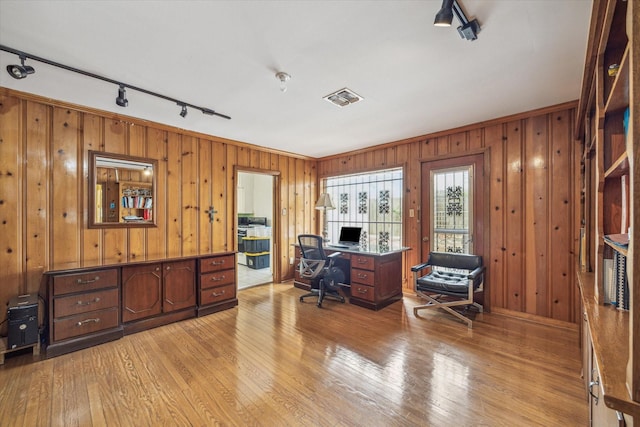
[411,251,485,328]
[298,234,346,308]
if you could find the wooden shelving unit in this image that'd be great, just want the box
[576,0,638,424]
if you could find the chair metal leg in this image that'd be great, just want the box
[413,293,478,329]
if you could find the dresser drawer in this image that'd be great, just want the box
[351,268,375,286]
[200,269,235,290]
[54,288,119,318]
[53,269,118,296]
[351,255,374,271]
[199,255,235,274]
[351,284,375,302]
[53,307,120,341]
[200,283,236,306]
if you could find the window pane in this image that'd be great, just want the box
[324,167,403,251]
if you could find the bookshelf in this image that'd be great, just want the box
[576,0,638,423]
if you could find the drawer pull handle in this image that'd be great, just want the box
[356,288,367,294]
[77,276,100,285]
[210,276,225,281]
[211,290,226,297]
[357,259,368,264]
[76,318,100,327]
[357,273,368,279]
[210,260,225,266]
[77,297,101,306]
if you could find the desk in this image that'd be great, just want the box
[293,245,409,310]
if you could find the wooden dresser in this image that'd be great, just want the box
[41,252,237,357]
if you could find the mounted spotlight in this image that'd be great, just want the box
[178,103,187,118]
[434,0,480,41]
[116,85,128,107]
[6,54,35,79]
[434,0,454,26]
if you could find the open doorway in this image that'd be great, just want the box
[237,170,275,289]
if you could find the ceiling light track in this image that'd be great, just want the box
[0,44,231,120]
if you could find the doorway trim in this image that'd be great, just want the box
[419,150,491,309]
[235,166,281,283]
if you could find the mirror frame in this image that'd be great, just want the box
[88,151,158,229]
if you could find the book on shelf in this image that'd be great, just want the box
[614,251,629,311]
[603,258,615,305]
[604,233,629,249]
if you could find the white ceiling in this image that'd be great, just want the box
[0,1,592,158]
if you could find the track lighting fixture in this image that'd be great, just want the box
[0,44,231,120]
[178,103,188,118]
[116,85,128,107]
[433,0,480,41]
[275,71,291,93]
[6,54,35,79]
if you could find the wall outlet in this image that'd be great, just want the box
[289,257,294,265]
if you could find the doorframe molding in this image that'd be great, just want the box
[234,166,281,283]
[418,148,492,311]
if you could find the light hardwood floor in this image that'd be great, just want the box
[1,284,587,426]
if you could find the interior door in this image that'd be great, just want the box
[421,154,485,258]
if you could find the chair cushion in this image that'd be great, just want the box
[416,270,469,296]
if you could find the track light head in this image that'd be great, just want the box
[434,0,454,27]
[178,103,187,118]
[275,71,291,93]
[6,55,35,79]
[116,85,128,107]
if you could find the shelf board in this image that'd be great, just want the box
[604,234,629,256]
[604,45,629,114]
[577,270,640,418]
[604,151,629,179]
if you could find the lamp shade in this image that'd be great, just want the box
[315,193,335,210]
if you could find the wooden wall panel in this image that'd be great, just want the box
[211,142,226,253]
[81,114,103,266]
[198,139,213,254]
[524,114,550,316]
[25,101,49,293]
[317,104,579,323]
[549,110,573,322]
[0,95,22,325]
[102,119,128,264]
[146,128,167,260]
[51,108,81,269]
[166,132,183,258]
[181,136,198,256]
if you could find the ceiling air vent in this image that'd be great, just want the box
[323,88,363,107]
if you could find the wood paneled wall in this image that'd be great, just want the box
[0,89,317,331]
[318,102,580,324]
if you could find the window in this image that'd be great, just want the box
[324,167,403,251]
[431,166,472,254]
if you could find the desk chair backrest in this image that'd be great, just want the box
[298,234,327,280]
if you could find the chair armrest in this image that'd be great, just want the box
[467,266,485,280]
[327,252,341,258]
[411,262,431,272]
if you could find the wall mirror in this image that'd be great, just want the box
[88,151,158,228]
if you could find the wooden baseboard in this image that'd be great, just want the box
[491,307,579,330]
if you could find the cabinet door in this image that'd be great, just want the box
[163,260,196,313]
[122,264,162,322]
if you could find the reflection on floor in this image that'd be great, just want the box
[237,263,272,289]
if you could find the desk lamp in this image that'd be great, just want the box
[315,193,335,242]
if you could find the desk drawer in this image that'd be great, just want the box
[199,255,235,274]
[54,288,119,318]
[351,255,374,271]
[351,268,375,286]
[200,283,236,306]
[351,284,375,302]
[53,269,118,296]
[200,269,235,290]
[53,307,120,341]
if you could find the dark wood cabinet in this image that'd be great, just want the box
[43,267,123,358]
[122,260,196,334]
[42,253,234,357]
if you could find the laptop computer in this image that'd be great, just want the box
[329,226,362,249]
